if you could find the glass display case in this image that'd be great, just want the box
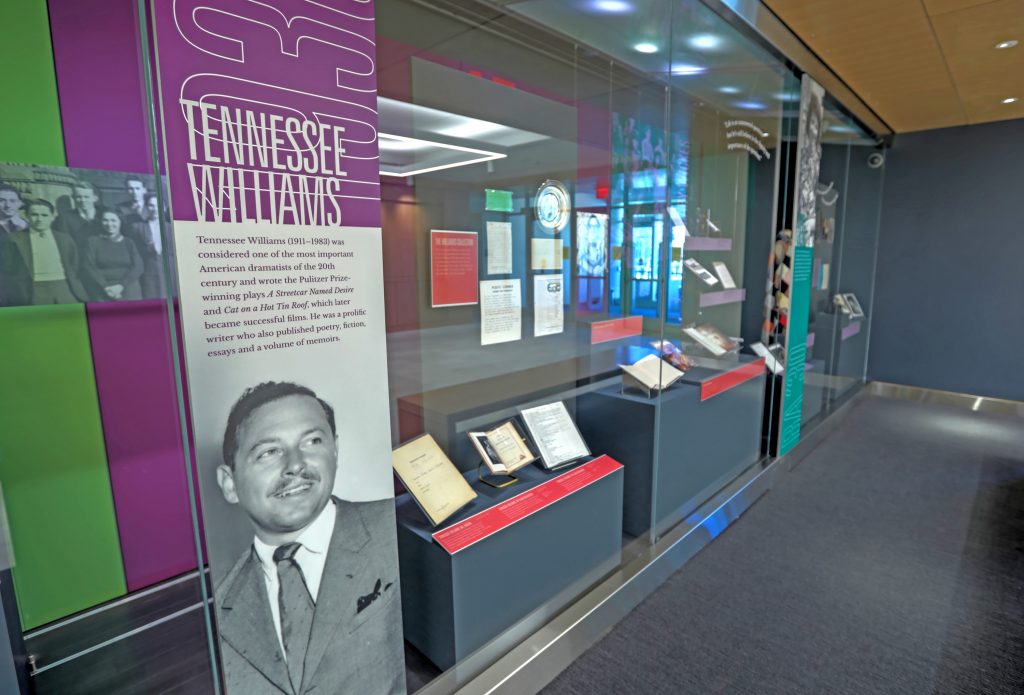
[0,1,887,693]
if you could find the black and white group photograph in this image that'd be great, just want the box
[0,164,172,307]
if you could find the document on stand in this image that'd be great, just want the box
[520,401,590,469]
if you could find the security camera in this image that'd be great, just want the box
[867,152,885,169]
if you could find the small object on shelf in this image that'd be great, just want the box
[468,419,537,478]
[620,354,685,397]
[750,341,784,374]
[712,261,736,289]
[392,434,477,527]
[683,258,719,286]
[519,401,590,470]
[651,339,698,371]
[842,292,865,318]
[683,323,740,357]
[832,293,851,315]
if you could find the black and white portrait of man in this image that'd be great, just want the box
[214,381,404,695]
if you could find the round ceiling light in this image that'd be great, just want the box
[718,85,741,94]
[995,39,1018,49]
[634,42,659,54]
[688,33,723,51]
[1002,97,1019,104]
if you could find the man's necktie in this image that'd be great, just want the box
[274,542,315,694]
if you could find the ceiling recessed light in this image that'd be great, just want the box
[718,85,741,94]
[634,42,658,54]
[687,33,723,51]
[995,39,1018,49]
[672,64,706,76]
[592,0,632,12]
[1002,97,1019,104]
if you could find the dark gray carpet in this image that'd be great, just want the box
[543,394,1024,695]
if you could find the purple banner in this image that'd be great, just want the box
[699,288,746,308]
[153,0,381,228]
[686,237,732,252]
[842,320,862,341]
[49,0,153,173]
[86,301,197,591]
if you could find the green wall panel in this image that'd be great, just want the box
[0,0,66,165]
[0,306,125,629]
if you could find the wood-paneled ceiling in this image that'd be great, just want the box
[763,0,1024,132]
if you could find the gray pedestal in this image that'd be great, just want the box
[577,356,764,536]
[395,462,624,670]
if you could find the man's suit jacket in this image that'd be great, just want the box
[0,228,86,306]
[215,498,405,695]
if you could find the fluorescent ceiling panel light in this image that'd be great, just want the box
[718,85,741,94]
[378,133,506,177]
[634,42,658,54]
[687,33,723,51]
[1002,97,1019,104]
[995,39,1018,49]
[436,119,508,140]
[591,0,632,12]
[672,64,706,76]
[733,100,767,110]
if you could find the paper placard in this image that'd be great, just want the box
[480,279,522,345]
[531,238,562,271]
[520,401,590,470]
[486,221,512,275]
[533,274,564,337]
[431,230,479,307]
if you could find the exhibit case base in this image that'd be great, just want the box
[395,458,624,670]
[577,355,765,537]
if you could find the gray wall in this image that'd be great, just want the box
[868,119,1024,401]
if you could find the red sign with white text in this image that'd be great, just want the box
[433,455,623,554]
[700,358,766,401]
[591,316,643,344]
[430,230,479,307]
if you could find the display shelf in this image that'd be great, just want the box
[577,357,764,536]
[397,343,644,469]
[395,460,624,669]
[685,236,732,251]
[698,288,746,308]
[681,354,766,401]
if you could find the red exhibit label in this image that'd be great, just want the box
[700,358,766,401]
[591,316,643,344]
[430,230,479,307]
[432,455,623,554]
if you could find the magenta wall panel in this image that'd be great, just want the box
[48,0,152,172]
[86,301,197,591]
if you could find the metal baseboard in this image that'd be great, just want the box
[868,382,1024,418]
[440,388,867,695]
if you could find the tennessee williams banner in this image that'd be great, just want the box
[777,75,824,457]
[151,2,406,693]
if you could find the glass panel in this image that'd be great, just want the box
[0,1,219,692]
[804,101,884,424]
[649,1,789,537]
